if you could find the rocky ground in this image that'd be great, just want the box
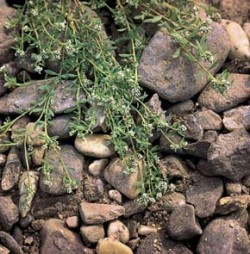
[0,0,250,253]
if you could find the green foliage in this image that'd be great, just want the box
[1,0,230,205]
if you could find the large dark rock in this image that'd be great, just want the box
[186,173,223,218]
[197,219,250,254]
[197,129,250,181]
[138,22,230,102]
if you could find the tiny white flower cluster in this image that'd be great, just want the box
[30,8,38,16]
[64,40,76,54]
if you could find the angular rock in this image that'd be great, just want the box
[167,100,194,116]
[25,122,46,146]
[79,202,125,224]
[80,224,105,244]
[216,195,250,215]
[104,157,143,199]
[75,134,115,158]
[0,6,15,65]
[66,216,79,229]
[32,146,45,166]
[161,192,186,212]
[195,110,222,130]
[0,231,23,254]
[225,181,242,195]
[198,73,250,112]
[186,173,223,218]
[39,145,84,194]
[0,196,19,231]
[197,219,250,254]
[107,220,130,243]
[19,171,39,218]
[88,159,109,177]
[1,147,21,191]
[48,114,73,139]
[181,114,203,141]
[97,237,133,254]
[86,106,107,132]
[137,232,192,254]
[198,129,250,181]
[138,22,230,102]
[40,219,88,254]
[0,80,85,115]
[108,189,122,204]
[167,204,202,240]
[223,105,250,131]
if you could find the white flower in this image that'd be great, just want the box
[30,8,38,16]
[34,66,43,74]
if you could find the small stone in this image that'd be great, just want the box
[48,114,73,139]
[198,73,250,112]
[96,237,133,254]
[107,220,130,243]
[197,219,250,254]
[168,100,194,116]
[31,219,45,231]
[167,204,202,240]
[126,238,140,250]
[24,236,33,245]
[19,171,39,218]
[88,159,109,177]
[225,181,242,195]
[40,219,88,254]
[126,220,138,239]
[186,173,223,218]
[0,196,19,231]
[1,147,21,191]
[195,110,222,130]
[79,202,125,224]
[108,189,122,204]
[104,157,143,199]
[223,105,250,131]
[66,216,79,229]
[75,134,115,158]
[138,225,157,236]
[181,114,203,141]
[161,192,186,212]
[19,213,33,229]
[80,225,105,244]
[12,227,23,246]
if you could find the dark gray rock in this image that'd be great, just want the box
[0,196,19,231]
[198,73,250,112]
[167,100,194,116]
[39,145,84,194]
[167,204,202,240]
[40,219,88,254]
[48,114,73,139]
[123,199,146,218]
[197,129,250,181]
[197,219,250,254]
[181,114,203,141]
[138,23,230,102]
[186,173,223,218]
